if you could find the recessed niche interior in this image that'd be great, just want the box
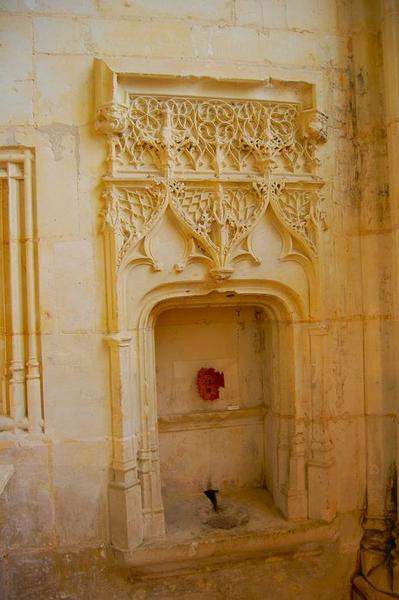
[155,303,275,533]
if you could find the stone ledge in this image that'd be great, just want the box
[158,406,267,432]
[108,517,339,574]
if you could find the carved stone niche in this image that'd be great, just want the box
[94,59,335,568]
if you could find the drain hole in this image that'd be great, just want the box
[199,498,249,530]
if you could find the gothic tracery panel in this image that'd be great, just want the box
[168,180,269,279]
[97,90,327,279]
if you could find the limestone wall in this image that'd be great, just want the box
[0,1,391,598]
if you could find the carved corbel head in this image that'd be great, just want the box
[95,102,128,134]
[300,109,328,143]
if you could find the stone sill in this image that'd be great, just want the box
[109,489,338,574]
[109,518,338,574]
[158,406,267,432]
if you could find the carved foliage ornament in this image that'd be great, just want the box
[96,97,327,176]
[98,93,327,279]
[169,179,270,279]
[102,178,324,278]
[103,179,271,278]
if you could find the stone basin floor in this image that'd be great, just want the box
[119,487,337,574]
[162,488,307,544]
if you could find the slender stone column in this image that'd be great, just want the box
[280,323,308,520]
[107,333,144,551]
[307,325,336,522]
[6,161,26,424]
[0,149,44,433]
[23,151,42,433]
[137,324,165,539]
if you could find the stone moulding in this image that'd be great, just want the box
[0,147,43,436]
[94,59,334,559]
[158,406,267,433]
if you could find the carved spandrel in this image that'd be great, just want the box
[169,180,269,280]
[270,181,325,256]
[103,181,167,268]
[102,177,324,276]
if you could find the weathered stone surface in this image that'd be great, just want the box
[51,441,109,546]
[0,446,55,549]
[0,0,396,598]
